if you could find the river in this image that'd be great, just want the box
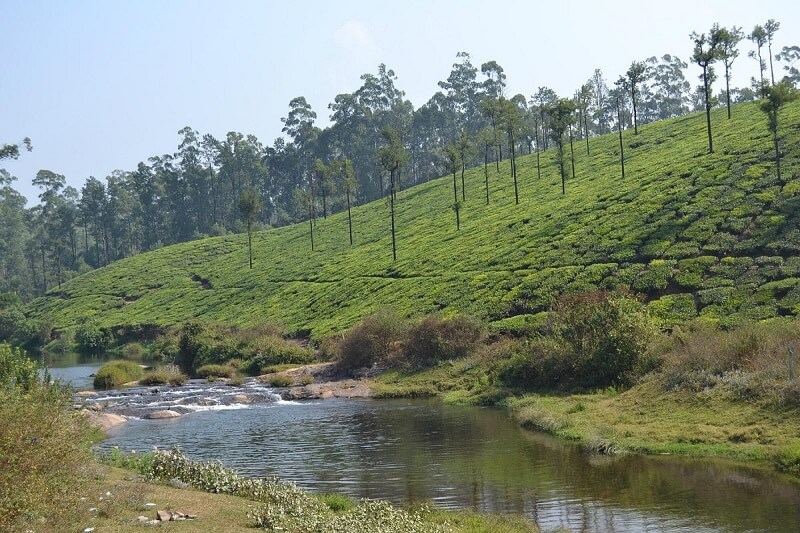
[59,371,799,533]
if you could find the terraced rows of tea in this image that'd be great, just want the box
[28,101,800,337]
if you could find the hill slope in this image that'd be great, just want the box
[28,101,800,337]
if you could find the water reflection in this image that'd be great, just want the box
[99,398,800,532]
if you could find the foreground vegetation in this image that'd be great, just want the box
[16,100,800,343]
[324,299,800,473]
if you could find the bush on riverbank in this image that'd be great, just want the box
[196,363,234,379]
[654,319,800,405]
[139,364,188,386]
[0,344,95,531]
[494,291,655,391]
[151,322,314,376]
[93,359,144,389]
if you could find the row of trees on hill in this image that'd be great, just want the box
[1,18,798,301]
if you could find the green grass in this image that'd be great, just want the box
[27,101,800,337]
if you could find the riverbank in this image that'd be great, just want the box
[370,357,800,474]
[86,461,538,533]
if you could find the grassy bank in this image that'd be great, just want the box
[93,449,537,533]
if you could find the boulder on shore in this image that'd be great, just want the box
[82,410,127,431]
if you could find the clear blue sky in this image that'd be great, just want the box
[2,0,798,203]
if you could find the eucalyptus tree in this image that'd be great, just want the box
[338,158,358,245]
[625,61,648,134]
[377,127,408,261]
[547,98,577,195]
[776,46,800,86]
[443,144,461,230]
[764,19,780,86]
[532,87,557,149]
[313,159,331,219]
[576,84,593,154]
[480,60,507,100]
[691,26,723,154]
[480,96,502,169]
[588,70,610,134]
[456,131,475,202]
[0,171,32,298]
[238,189,261,269]
[438,52,482,136]
[79,177,109,267]
[717,26,744,119]
[0,137,32,161]
[476,128,494,204]
[748,25,768,95]
[646,54,690,119]
[499,97,523,204]
[616,96,626,179]
[759,81,797,184]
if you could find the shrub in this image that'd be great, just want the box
[0,346,94,531]
[0,342,38,391]
[267,374,293,387]
[196,364,234,379]
[75,321,113,353]
[93,359,144,389]
[139,365,187,386]
[402,314,484,366]
[122,342,147,359]
[337,310,408,373]
[497,291,655,391]
[243,336,313,375]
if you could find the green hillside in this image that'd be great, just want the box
[27,101,800,337]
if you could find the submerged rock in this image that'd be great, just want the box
[145,410,182,419]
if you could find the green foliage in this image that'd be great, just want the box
[93,359,144,389]
[0,362,94,531]
[402,314,484,366]
[139,364,187,386]
[196,363,234,379]
[24,101,800,337]
[654,319,800,405]
[266,374,293,387]
[116,447,447,533]
[497,291,654,391]
[337,309,408,372]
[0,343,39,391]
[75,321,113,353]
[775,443,800,475]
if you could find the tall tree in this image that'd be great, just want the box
[443,144,461,230]
[547,98,577,195]
[626,61,648,134]
[577,84,593,154]
[238,189,261,269]
[377,127,408,261]
[764,19,781,86]
[456,131,474,202]
[339,158,358,245]
[776,46,800,85]
[0,137,32,161]
[691,27,723,154]
[717,26,744,119]
[616,97,625,179]
[477,128,494,204]
[748,25,768,95]
[759,81,797,184]
[499,97,522,204]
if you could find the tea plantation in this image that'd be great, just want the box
[27,101,800,337]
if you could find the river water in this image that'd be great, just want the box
[72,376,800,533]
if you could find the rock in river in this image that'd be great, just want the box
[145,410,182,419]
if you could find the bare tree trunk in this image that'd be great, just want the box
[617,97,625,179]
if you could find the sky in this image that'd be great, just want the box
[2,0,798,203]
